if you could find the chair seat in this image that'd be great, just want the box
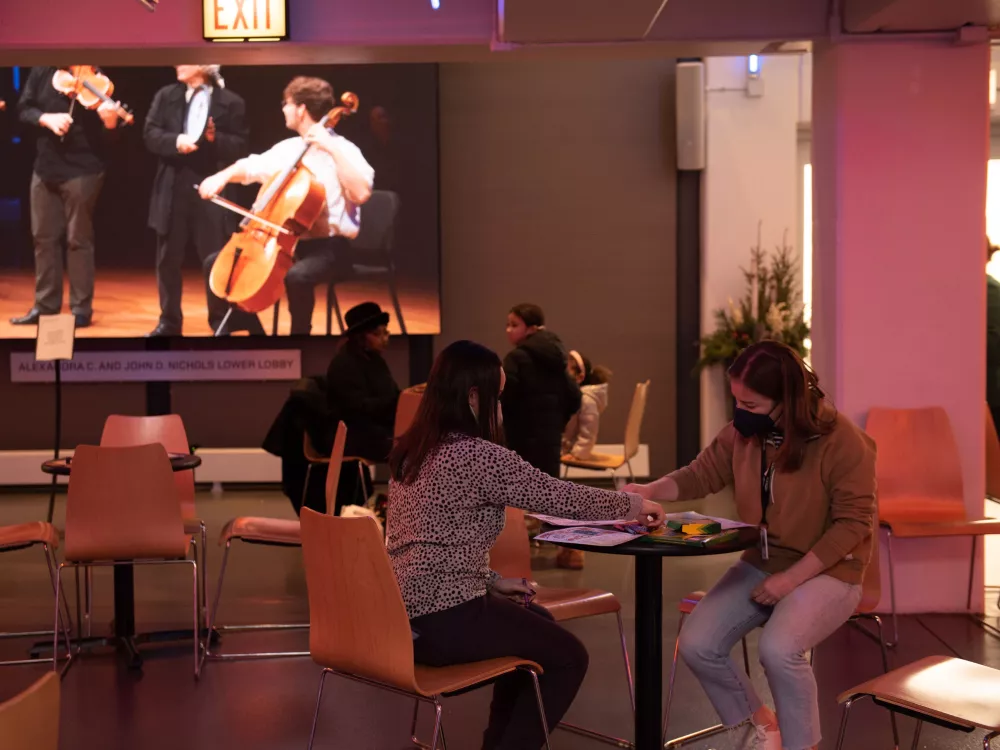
[414,657,543,697]
[343,456,377,468]
[183,518,204,537]
[883,518,1000,538]
[560,453,626,471]
[0,522,60,551]
[879,495,966,525]
[679,590,706,615]
[220,517,302,546]
[534,586,620,621]
[838,655,1000,732]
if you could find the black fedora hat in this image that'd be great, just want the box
[344,301,390,335]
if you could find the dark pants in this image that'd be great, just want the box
[30,171,104,317]
[285,237,351,335]
[411,595,589,750]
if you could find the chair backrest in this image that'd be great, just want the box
[64,444,188,562]
[101,414,195,521]
[394,384,425,438]
[300,509,418,692]
[491,507,533,580]
[351,190,400,253]
[324,422,348,515]
[0,672,59,750]
[864,407,965,509]
[623,381,651,460]
[987,406,1000,499]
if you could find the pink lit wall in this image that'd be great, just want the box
[0,0,494,50]
[811,39,989,612]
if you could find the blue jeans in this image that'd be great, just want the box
[678,560,862,750]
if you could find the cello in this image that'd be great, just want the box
[206,91,359,315]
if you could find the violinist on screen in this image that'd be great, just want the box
[144,65,259,337]
[12,66,121,329]
[198,76,374,335]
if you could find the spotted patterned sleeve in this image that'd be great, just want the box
[474,440,642,520]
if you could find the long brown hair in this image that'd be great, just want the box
[389,340,505,484]
[728,341,834,471]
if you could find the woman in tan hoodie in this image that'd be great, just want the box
[624,341,876,750]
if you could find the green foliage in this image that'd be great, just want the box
[698,228,809,369]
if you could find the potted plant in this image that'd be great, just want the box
[698,226,810,374]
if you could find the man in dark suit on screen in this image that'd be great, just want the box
[144,64,263,336]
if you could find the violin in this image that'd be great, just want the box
[51,66,134,125]
[206,91,359,315]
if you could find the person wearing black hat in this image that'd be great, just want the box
[326,301,400,511]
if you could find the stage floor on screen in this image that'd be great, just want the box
[0,269,440,338]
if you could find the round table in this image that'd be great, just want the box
[41,452,202,475]
[549,525,758,750]
[39,452,202,668]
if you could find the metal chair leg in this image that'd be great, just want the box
[43,545,74,662]
[84,565,93,638]
[835,697,858,750]
[387,266,407,335]
[968,536,978,613]
[615,610,635,713]
[410,699,422,746]
[884,526,899,648]
[985,730,1000,749]
[201,540,232,667]
[525,667,552,750]
[428,701,443,750]
[199,523,208,632]
[190,559,201,679]
[52,564,66,671]
[271,300,280,336]
[301,464,314,512]
[867,614,901,749]
[910,719,923,750]
[662,613,685,742]
[306,668,331,750]
[356,461,368,506]
[329,283,345,333]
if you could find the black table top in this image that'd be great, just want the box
[41,453,202,476]
[545,524,759,557]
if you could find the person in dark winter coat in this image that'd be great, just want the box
[326,301,401,511]
[501,304,582,478]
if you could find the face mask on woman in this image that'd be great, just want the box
[733,407,776,438]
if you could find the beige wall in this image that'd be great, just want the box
[0,58,679,474]
[437,59,678,475]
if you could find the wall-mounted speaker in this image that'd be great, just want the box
[675,61,705,171]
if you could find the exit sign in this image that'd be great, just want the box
[203,0,288,42]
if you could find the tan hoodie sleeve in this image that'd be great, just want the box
[667,423,737,500]
[810,426,877,569]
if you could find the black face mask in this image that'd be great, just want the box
[733,407,776,438]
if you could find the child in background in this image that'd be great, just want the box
[562,351,612,460]
[557,351,613,570]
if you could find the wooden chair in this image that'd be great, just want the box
[492,507,631,747]
[341,383,425,507]
[835,655,1000,749]
[561,381,650,484]
[300,509,550,750]
[202,422,347,666]
[663,519,898,748]
[57,444,199,677]
[0,523,73,668]
[100,414,206,632]
[865,407,1000,646]
[0,672,60,750]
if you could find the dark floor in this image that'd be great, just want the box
[1,489,998,750]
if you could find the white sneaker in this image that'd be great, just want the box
[749,721,782,750]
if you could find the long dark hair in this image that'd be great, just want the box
[389,340,505,484]
[728,341,833,471]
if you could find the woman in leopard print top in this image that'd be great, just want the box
[387,340,662,750]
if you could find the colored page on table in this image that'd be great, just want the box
[534,527,636,547]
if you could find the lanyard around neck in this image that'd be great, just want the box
[759,438,774,527]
